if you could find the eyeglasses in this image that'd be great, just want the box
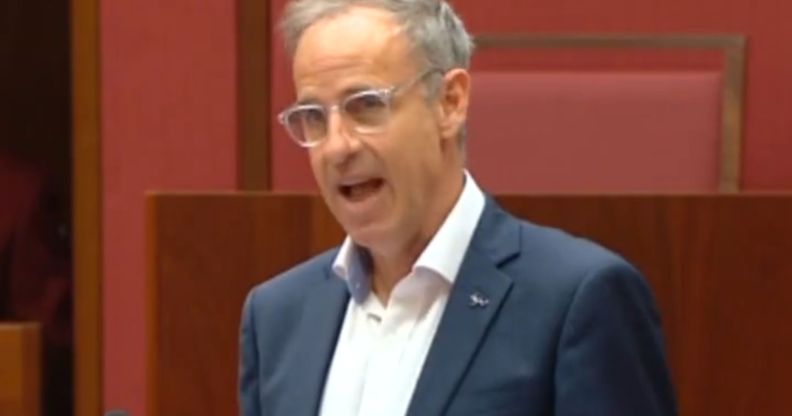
[278,68,441,148]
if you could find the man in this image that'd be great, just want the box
[239,1,676,415]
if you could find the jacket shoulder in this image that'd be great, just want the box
[245,247,339,314]
[507,215,643,293]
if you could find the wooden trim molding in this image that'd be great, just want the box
[145,197,159,416]
[237,0,272,190]
[475,34,747,192]
[72,0,103,412]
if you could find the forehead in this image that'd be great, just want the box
[292,6,418,94]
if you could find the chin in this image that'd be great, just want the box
[345,225,381,249]
[344,220,395,252]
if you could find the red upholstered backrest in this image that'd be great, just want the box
[467,71,722,192]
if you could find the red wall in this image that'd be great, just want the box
[270,0,792,191]
[100,0,238,414]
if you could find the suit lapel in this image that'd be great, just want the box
[282,267,349,416]
[407,199,521,416]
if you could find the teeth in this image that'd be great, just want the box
[342,179,381,200]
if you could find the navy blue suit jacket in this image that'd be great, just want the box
[239,198,677,415]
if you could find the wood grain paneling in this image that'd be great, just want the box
[146,195,329,416]
[146,193,792,416]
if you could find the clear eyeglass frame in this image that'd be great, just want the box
[277,68,442,148]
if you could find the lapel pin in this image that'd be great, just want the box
[469,291,490,308]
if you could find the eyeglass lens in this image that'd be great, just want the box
[285,91,391,145]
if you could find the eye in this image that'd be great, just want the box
[349,93,386,110]
[344,92,389,126]
[301,107,325,127]
[285,106,327,144]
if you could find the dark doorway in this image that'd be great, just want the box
[1,0,73,414]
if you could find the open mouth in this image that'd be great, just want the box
[339,178,384,202]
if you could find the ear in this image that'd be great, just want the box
[435,68,471,142]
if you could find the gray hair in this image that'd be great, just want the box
[280,0,474,151]
[281,0,474,74]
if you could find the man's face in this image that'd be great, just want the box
[292,6,459,254]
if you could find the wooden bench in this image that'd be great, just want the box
[0,323,40,416]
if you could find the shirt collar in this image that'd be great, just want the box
[332,170,486,303]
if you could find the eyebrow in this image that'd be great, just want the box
[295,82,385,106]
[294,97,323,106]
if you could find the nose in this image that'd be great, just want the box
[321,106,362,165]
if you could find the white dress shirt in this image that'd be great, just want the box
[319,172,486,416]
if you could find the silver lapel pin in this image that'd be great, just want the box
[469,291,490,308]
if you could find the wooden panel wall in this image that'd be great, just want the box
[145,195,338,416]
[146,194,792,416]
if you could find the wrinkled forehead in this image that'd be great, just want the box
[292,6,419,84]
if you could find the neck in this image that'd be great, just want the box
[368,169,465,304]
